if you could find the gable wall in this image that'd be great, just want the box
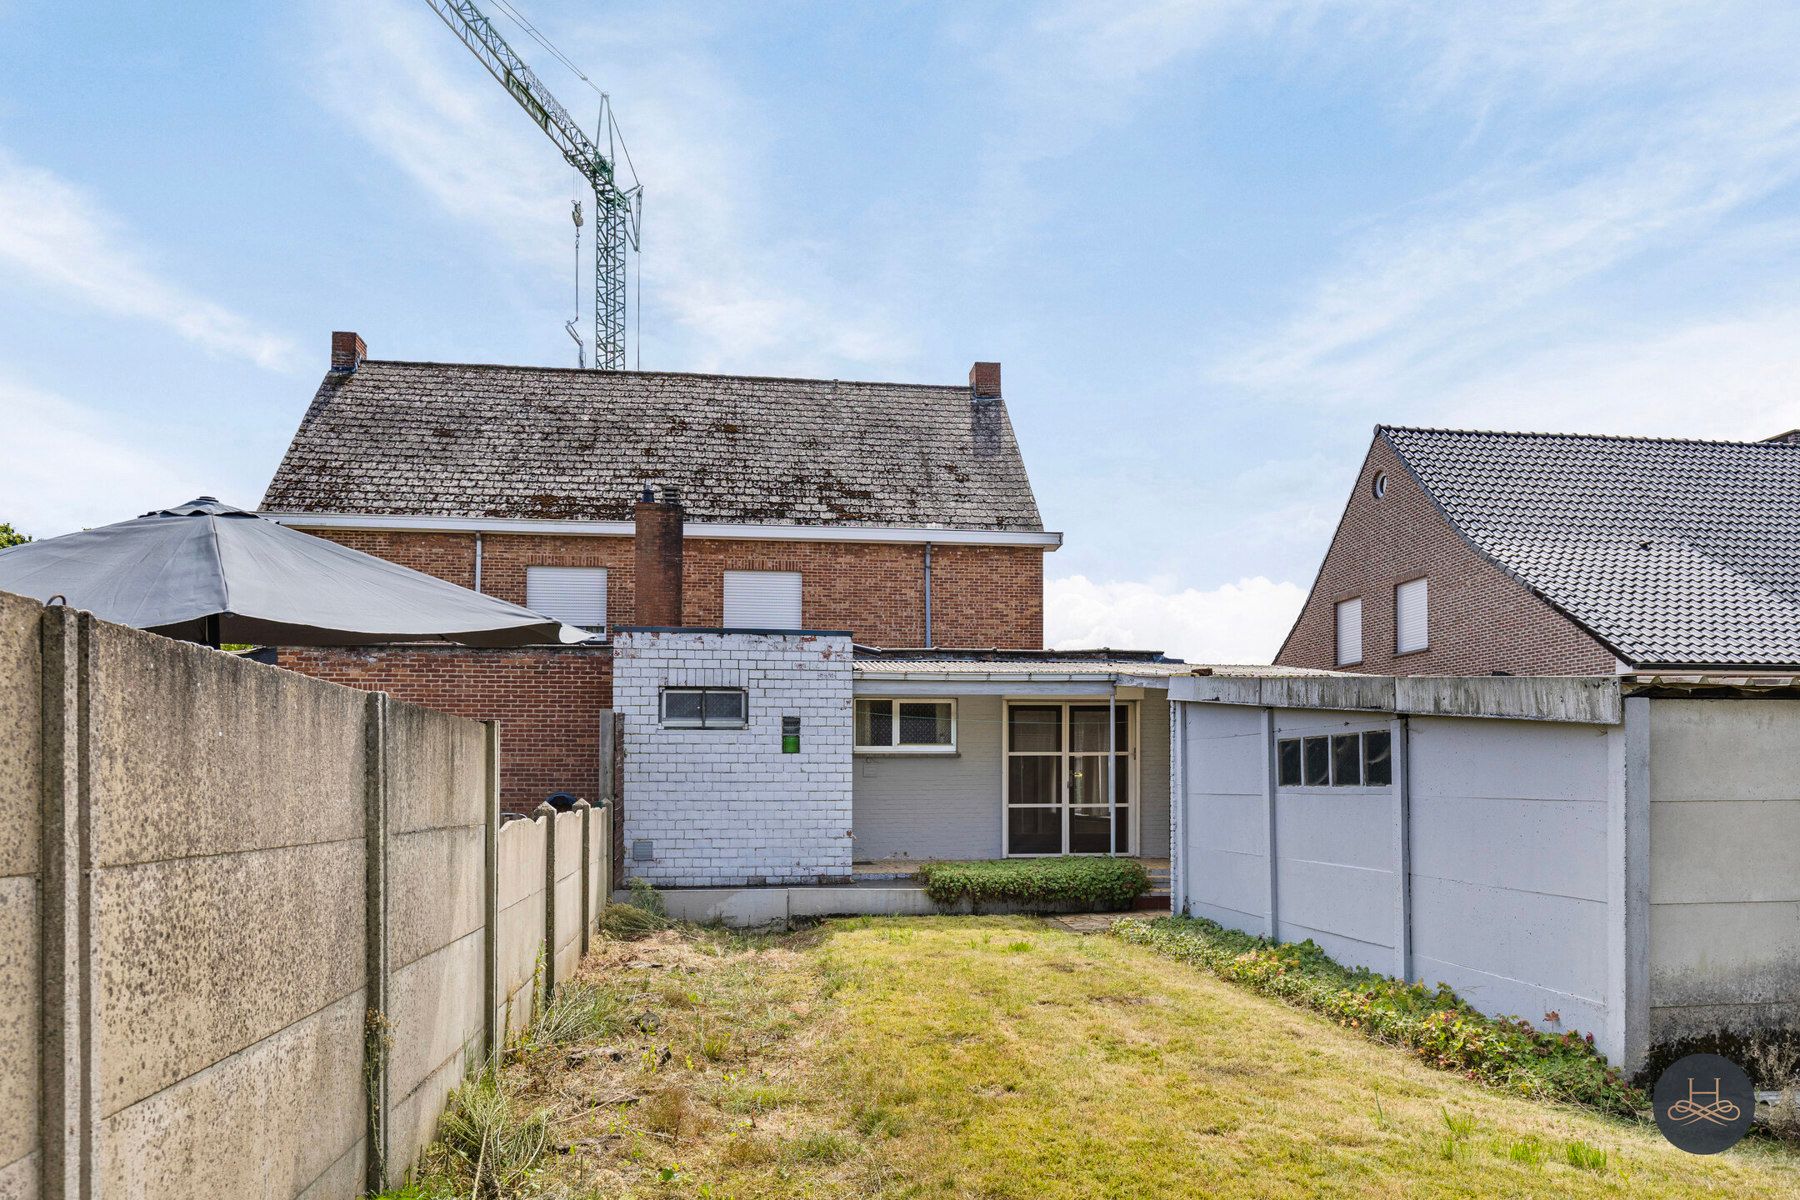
[1275,437,1614,676]
[303,528,1044,649]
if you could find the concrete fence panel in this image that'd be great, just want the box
[0,591,617,1198]
[495,815,548,1041]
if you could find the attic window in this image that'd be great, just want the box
[1371,472,1388,499]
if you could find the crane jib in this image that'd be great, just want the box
[427,0,640,370]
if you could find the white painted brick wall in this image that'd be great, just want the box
[615,630,853,886]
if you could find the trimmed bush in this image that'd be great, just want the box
[1115,915,1643,1116]
[917,857,1150,911]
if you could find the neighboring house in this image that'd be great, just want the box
[1168,669,1800,1079]
[260,334,1059,814]
[1277,425,1800,676]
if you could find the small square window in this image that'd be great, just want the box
[1363,730,1392,787]
[1331,734,1362,786]
[1302,737,1330,786]
[1277,739,1301,787]
[660,687,747,729]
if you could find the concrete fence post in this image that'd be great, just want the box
[362,692,391,1195]
[1260,706,1279,941]
[598,710,618,879]
[481,721,501,1066]
[574,799,593,956]
[1390,715,1413,982]
[38,608,96,1200]
[536,801,557,1003]
[598,801,612,913]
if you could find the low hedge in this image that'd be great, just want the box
[1115,916,1643,1116]
[916,857,1151,910]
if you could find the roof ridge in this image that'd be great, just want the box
[1377,423,1800,450]
[354,359,970,393]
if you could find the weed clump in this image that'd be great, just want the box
[432,1074,550,1197]
[602,877,671,939]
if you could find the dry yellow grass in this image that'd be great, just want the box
[392,916,1800,1198]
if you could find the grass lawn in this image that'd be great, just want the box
[397,916,1800,1198]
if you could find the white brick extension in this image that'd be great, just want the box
[615,629,853,886]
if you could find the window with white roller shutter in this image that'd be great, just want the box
[722,570,802,629]
[1334,597,1362,666]
[525,566,608,630]
[1396,577,1429,654]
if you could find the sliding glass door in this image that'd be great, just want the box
[1005,703,1132,855]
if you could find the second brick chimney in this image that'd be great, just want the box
[330,331,367,373]
[634,485,684,626]
[969,361,1001,400]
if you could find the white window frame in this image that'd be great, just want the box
[1396,576,1429,655]
[722,569,803,630]
[1274,728,1393,792]
[853,697,958,754]
[659,686,748,730]
[1335,597,1363,666]
[1000,700,1139,857]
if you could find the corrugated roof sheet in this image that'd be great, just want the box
[261,361,1044,530]
[1382,425,1800,667]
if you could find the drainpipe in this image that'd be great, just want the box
[1107,683,1117,856]
[473,531,484,594]
[922,541,934,648]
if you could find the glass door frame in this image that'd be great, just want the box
[1001,699,1138,857]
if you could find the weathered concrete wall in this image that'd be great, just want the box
[88,615,371,1200]
[383,701,488,1178]
[0,592,614,1198]
[1175,700,1616,1049]
[497,816,547,1040]
[0,592,41,1197]
[1175,703,1270,930]
[1648,699,1800,1057]
[1407,716,1613,1039]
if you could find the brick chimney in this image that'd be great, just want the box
[330,331,367,373]
[634,485,684,626]
[970,361,1001,400]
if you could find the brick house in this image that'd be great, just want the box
[1276,425,1800,676]
[260,334,1060,814]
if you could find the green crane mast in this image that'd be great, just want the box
[424,0,643,369]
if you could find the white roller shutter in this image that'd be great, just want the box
[1334,598,1363,666]
[525,566,608,629]
[1396,577,1429,654]
[723,570,802,629]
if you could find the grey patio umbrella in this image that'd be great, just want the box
[0,497,590,647]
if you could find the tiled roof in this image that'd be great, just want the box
[262,361,1044,530]
[1382,425,1800,667]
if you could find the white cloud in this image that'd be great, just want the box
[1046,574,1304,664]
[0,149,298,371]
[0,379,236,538]
[307,0,919,377]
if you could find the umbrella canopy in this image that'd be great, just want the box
[0,498,590,647]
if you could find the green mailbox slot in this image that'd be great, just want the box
[782,715,801,754]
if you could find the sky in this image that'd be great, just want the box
[5,2,1800,662]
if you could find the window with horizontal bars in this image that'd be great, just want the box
[660,687,748,729]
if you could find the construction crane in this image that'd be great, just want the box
[425,0,644,369]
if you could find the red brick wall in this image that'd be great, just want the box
[273,645,613,815]
[304,528,1044,648]
[1275,437,1615,676]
